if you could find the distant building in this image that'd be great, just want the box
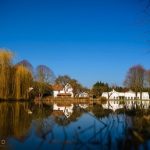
[102,89,149,100]
[52,83,74,98]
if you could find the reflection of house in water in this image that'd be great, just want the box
[0,102,32,143]
[79,92,89,98]
[102,89,149,100]
[125,100,150,109]
[53,103,74,118]
[52,83,74,98]
[102,100,150,111]
[78,104,89,109]
[102,100,123,111]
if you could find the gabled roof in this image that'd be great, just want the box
[52,84,63,91]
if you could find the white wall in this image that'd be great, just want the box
[53,83,74,98]
[53,91,59,98]
[102,90,149,100]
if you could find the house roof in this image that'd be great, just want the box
[52,84,63,91]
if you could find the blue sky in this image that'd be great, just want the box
[0,0,150,87]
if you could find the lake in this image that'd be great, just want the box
[0,100,150,150]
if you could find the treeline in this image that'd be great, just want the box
[91,81,128,98]
[0,49,55,100]
[1,49,149,100]
[0,49,87,100]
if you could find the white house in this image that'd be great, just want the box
[137,92,149,100]
[53,83,74,98]
[102,89,149,100]
[124,90,135,100]
[102,89,121,100]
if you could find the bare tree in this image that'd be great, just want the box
[69,79,83,97]
[36,65,55,84]
[16,60,33,73]
[35,65,55,98]
[146,69,150,84]
[124,65,145,99]
[55,75,71,87]
[145,70,150,96]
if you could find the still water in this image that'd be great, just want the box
[0,101,150,150]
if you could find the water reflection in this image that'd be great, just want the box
[0,101,150,149]
[53,103,74,118]
[0,102,32,140]
[102,100,150,111]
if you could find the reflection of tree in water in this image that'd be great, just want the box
[35,117,55,141]
[33,103,54,141]
[0,102,32,141]
[32,102,53,119]
[76,104,150,150]
[0,101,53,141]
[115,106,150,117]
[121,114,150,150]
[89,104,113,118]
[2,101,150,149]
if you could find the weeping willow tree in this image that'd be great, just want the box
[0,49,33,100]
[0,49,13,99]
[14,65,33,100]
